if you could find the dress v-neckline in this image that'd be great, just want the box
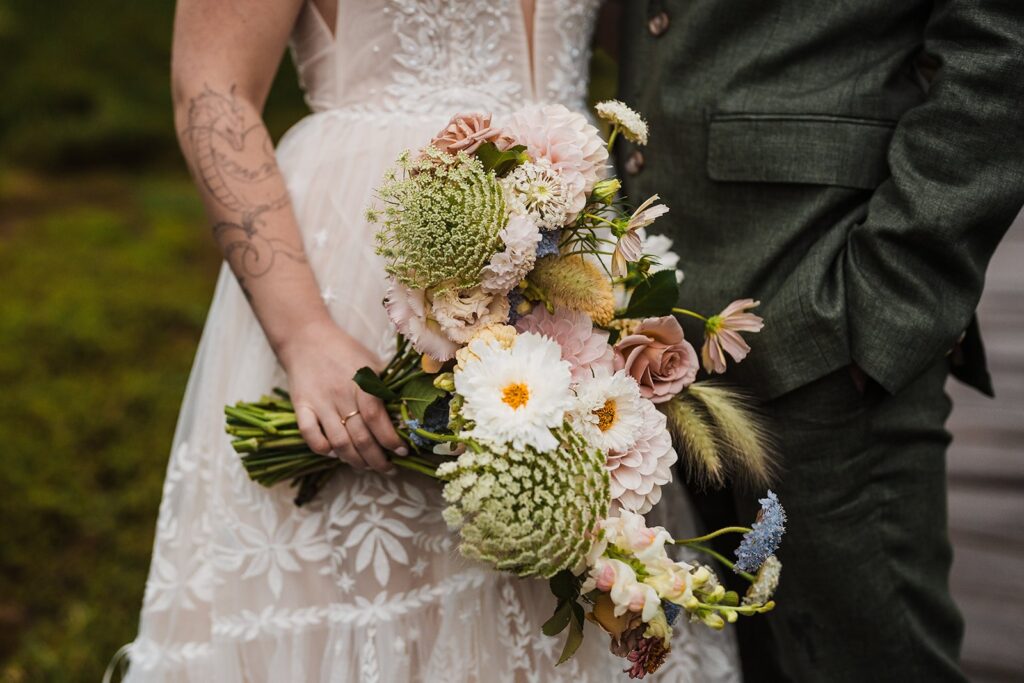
[519,0,539,98]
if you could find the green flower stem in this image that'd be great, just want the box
[225,406,278,433]
[393,456,441,478]
[398,403,461,443]
[673,527,752,545]
[389,370,427,391]
[582,213,619,230]
[696,600,775,617]
[606,125,621,152]
[689,543,757,583]
[672,307,709,323]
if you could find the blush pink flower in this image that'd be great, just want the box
[702,299,765,374]
[614,316,698,403]
[384,279,459,361]
[606,398,678,514]
[430,112,516,155]
[612,195,670,278]
[503,104,608,215]
[515,306,615,382]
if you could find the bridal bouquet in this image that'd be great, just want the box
[225,102,782,677]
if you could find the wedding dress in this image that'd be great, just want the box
[124,1,740,680]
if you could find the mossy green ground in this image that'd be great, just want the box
[0,170,220,682]
[0,0,617,671]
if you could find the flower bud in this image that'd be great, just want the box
[433,372,456,392]
[591,178,621,205]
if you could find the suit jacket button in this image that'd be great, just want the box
[625,150,645,175]
[648,12,670,37]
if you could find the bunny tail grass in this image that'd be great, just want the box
[687,383,776,488]
[659,394,726,488]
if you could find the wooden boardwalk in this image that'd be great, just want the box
[947,210,1024,682]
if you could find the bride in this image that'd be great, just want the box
[121,0,739,680]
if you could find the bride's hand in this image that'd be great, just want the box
[277,318,407,472]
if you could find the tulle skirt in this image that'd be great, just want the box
[123,110,740,682]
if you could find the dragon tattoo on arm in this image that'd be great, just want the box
[182,85,306,296]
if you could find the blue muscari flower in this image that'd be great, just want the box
[662,600,681,626]
[536,229,563,259]
[734,490,786,574]
[507,289,527,325]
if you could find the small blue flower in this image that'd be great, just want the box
[661,600,681,626]
[404,419,432,449]
[536,229,563,259]
[734,490,786,574]
[507,289,527,325]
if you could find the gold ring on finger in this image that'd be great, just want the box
[340,409,360,426]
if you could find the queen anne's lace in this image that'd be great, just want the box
[129,2,741,680]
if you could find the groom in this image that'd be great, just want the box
[617,1,1024,681]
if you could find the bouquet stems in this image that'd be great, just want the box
[226,384,445,506]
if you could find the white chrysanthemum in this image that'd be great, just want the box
[455,332,574,452]
[502,160,574,230]
[479,214,542,294]
[572,369,645,453]
[431,286,511,344]
[595,99,649,146]
[504,104,609,215]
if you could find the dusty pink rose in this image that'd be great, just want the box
[614,316,698,403]
[430,113,516,155]
[702,299,764,374]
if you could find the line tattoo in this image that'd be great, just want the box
[183,85,306,286]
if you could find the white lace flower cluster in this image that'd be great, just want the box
[436,425,610,578]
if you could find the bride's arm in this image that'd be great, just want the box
[172,0,405,471]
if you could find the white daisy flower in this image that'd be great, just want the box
[455,332,574,452]
[572,369,645,453]
[595,100,649,146]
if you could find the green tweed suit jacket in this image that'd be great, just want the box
[618,0,1024,400]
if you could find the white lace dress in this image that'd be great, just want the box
[125,1,740,680]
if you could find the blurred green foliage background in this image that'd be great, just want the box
[0,2,308,681]
[0,3,617,681]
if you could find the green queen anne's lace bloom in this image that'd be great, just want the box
[437,426,612,578]
[371,146,508,290]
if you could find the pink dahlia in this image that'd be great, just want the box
[503,104,609,214]
[606,398,678,514]
[515,306,615,382]
[384,279,459,362]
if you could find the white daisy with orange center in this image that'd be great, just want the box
[454,331,574,452]
[572,369,645,453]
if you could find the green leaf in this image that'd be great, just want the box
[623,269,679,319]
[399,375,446,421]
[475,142,528,176]
[352,367,398,402]
[542,600,573,636]
[548,570,581,601]
[557,603,586,665]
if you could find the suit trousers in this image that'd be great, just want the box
[690,360,966,682]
